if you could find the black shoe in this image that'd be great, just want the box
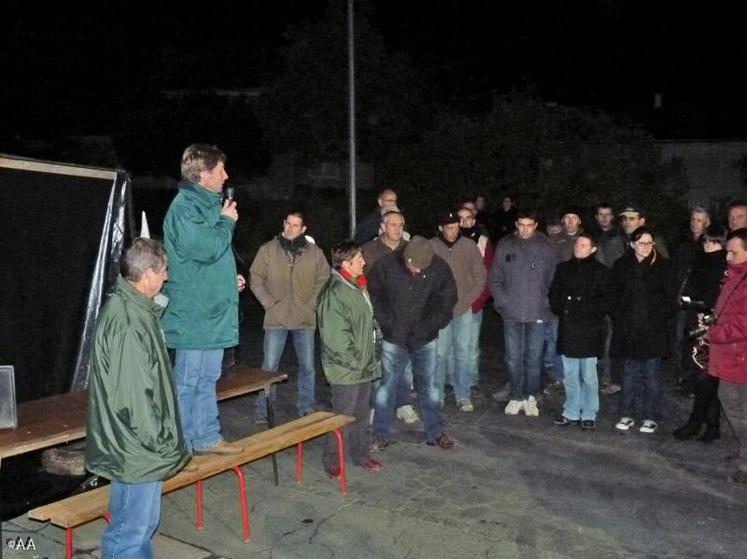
[553,414,577,426]
[673,422,701,441]
[580,420,596,431]
[697,427,721,443]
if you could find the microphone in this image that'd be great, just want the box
[224,186,235,201]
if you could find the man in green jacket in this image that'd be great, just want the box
[86,238,190,558]
[162,144,243,455]
[317,241,382,476]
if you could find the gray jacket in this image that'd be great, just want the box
[489,233,559,321]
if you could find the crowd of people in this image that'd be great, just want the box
[84,144,747,557]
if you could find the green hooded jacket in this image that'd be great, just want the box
[85,277,189,483]
[161,181,238,349]
[316,270,381,385]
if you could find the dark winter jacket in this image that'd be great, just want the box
[86,277,189,483]
[489,233,559,321]
[683,249,727,310]
[549,255,611,357]
[368,251,457,350]
[609,250,678,359]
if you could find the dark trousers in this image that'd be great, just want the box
[686,374,721,429]
[718,381,747,474]
[323,381,372,468]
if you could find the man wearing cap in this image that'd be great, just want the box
[368,236,458,449]
[431,211,487,411]
[362,209,419,424]
[489,209,560,416]
[618,204,669,257]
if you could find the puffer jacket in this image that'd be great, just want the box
[317,270,381,385]
[85,277,189,483]
[161,181,238,349]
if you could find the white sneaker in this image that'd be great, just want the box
[396,404,420,424]
[523,395,539,417]
[639,419,658,434]
[615,417,635,431]
[456,398,474,412]
[504,399,524,415]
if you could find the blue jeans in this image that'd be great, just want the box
[174,349,224,451]
[256,328,316,416]
[445,310,483,390]
[561,356,599,421]
[620,358,662,420]
[436,311,473,401]
[102,480,162,559]
[371,360,413,409]
[374,340,444,442]
[543,318,564,380]
[504,320,545,400]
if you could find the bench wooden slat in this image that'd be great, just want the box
[28,412,354,529]
[0,367,286,460]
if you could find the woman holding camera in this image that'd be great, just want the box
[673,225,728,442]
[610,226,679,434]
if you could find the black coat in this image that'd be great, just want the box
[368,251,457,350]
[609,251,678,359]
[549,255,611,358]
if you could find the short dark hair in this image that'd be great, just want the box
[285,210,306,226]
[331,240,361,269]
[630,226,654,243]
[122,238,167,281]
[704,224,727,246]
[516,208,538,222]
[577,231,598,247]
[726,227,747,249]
[727,199,747,211]
[594,202,614,214]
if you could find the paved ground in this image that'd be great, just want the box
[3,303,746,558]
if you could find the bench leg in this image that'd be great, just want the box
[66,527,73,559]
[231,466,251,542]
[196,480,204,529]
[296,442,303,484]
[333,428,347,495]
[267,394,280,487]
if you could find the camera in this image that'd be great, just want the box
[680,296,710,312]
[688,313,716,339]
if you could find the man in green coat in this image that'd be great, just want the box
[86,238,190,558]
[161,144,244,456]
[317,241,382,476]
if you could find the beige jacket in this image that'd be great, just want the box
[430,236,487,317]
[250,238,331,329]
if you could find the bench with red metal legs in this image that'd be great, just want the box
[28,412,355,559]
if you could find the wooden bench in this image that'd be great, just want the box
[0,366,287,463]
[28,411,354,559]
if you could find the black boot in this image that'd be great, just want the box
[673,422,702,441]
[697,426,720,443]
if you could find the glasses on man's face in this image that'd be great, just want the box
[635,241,654,247]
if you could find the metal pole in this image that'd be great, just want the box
[347,0,357,238]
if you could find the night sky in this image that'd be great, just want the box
[2,1,747,142]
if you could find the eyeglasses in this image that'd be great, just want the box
[634,241,654,247]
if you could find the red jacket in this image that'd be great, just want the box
[708,260,747,384]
